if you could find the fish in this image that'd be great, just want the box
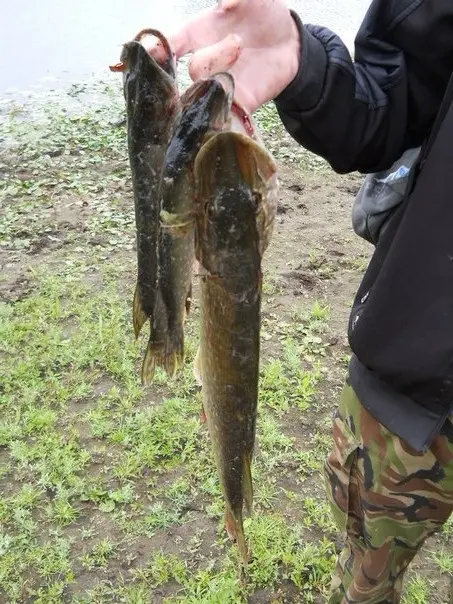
[192,101,273,407]
[142,73,235,382]
[193,123,279,563]
[110,30,180,380]
[192,99,268,380]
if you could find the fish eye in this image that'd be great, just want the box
[142,92,158,110]
[204,202,214,220]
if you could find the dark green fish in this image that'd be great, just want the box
[142,73,234,383]
[194,129,278,563]
[113,30,179,378]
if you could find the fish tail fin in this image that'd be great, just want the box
[225,507,249,565]
[145,331,184,380]
[160,347,181,378]
[162,329,185,377]
[133,283,148,338]
[141,340,157,386]
[141,341,181,384]
[243,455,254,516]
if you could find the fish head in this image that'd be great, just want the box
[133,28,177,79]
[195,131,279,277]
[179,73,234,132]
[119,41,178,131]
[162,73,235,186]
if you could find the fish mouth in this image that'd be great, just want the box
[133,28,176,77]
[212,72,235,102]
[180,79,216,108]
[109,41,167,78]
[179,72,234,116]
[231,102,255,137]
[109,28,176,78]
[109,62,125,73]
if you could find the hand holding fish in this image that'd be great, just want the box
[141,0,301,112]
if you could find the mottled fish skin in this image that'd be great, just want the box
[118,32,179,383]
[192,101,277,397]
[143,74,234,381]
[194,130,278,564]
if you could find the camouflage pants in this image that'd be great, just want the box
[324,383,453,604]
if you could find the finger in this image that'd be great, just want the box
[231,82,258,114]
[168,3,242,59]
[188,34,242,81]
[140,34,170,64]
[168,29,192,59]
[221,0,243,10]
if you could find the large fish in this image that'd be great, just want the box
[192,100,271,388]
[194,122,279,563]
[142,74,235,382]
[110,30,180,376]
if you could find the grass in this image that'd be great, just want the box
[254,102,330,171]
[0,86,336,600]
[0,263,333,601]
[1,80,451,603]
[431,548,453,575]
[402,576,434,604]
[0,86,336,601]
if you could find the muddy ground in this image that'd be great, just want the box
[1,81,452,603]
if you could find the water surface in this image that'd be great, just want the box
[1,0,370,94]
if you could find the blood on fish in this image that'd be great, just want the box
[232,102,254,137]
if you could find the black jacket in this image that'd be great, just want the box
[274,0,453,452]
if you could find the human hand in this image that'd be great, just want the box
[141,0,302,113]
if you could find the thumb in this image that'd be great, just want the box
[188,34,243,81]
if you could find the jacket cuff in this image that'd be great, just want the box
[274,11,328,112]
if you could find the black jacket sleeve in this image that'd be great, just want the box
[274,0,453,174]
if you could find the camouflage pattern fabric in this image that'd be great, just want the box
[324,383,453,603]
